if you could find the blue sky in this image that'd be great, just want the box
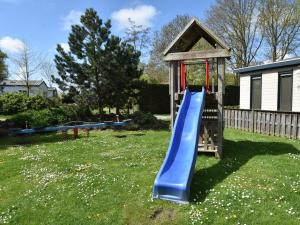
[0,0,215,78]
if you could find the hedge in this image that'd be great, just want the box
[138,84,170,114]
[138,84,239,114]
[0,93,51,115]
[9,105,92,128]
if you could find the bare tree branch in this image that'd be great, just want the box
[206,0,264,68]
[259,0,300,61]
[10,42,45,96]
[41,61,56,87]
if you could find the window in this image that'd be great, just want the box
[251,75,262,110]
[278,71,293,111]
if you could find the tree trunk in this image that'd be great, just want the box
[26,84,30,96]
[116,106,120,115]
[97,95,103,116]
[272,45,277,62]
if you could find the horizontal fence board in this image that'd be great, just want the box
[224,109,300,140]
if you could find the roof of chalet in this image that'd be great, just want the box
[234,57,300,74]
[163,18,230,56]
[1,80,46,86]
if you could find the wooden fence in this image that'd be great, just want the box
[224,109,300,139]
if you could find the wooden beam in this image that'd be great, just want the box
[216,57,225,158]
[183,59,206,65]
[163,49,230,61]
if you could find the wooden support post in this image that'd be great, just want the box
[85,128,90,137]
[62,130,67,138]
[204,124,208,150]
[216,58,225,158]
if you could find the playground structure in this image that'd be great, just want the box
[153,19,230,203]
[166,19,230,158]
[11,120,132,136]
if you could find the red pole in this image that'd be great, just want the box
[180,63,186,91]
[205,59,209,93]
[73,128,78,138]
[183,63,186,90]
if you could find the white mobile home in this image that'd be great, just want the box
[235,58,300,112]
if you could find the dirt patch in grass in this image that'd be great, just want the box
[150,207,176,221]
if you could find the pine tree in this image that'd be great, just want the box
[54,8,141,114]
[0,50,8,82]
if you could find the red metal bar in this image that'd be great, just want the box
[205,59,209,93]
[183,63,186,90]
[73,128,78,138]
[180,63,186,91]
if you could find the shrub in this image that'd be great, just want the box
[0,93,28,114]
[26,95,50,111]
[129,111,169,130]
[0,93,51,114]
[10,110,58,128]
[9,105,92,128]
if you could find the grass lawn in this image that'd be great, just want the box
[0,129,299,225]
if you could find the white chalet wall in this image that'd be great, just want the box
[292,66,300,112]
[261,70,278,111]
[239,76,251,109]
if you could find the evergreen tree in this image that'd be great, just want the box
[0,50,8,82]
[108,39,142,114]
[54,8,141,113]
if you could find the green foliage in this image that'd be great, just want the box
[139,74,159,84]
[54,8,142,114]
[26,95,51,110]
[103,40,142,113]
[11,109,55,128]
[225,72,239,86]
[10,105,92,128]
[0,93,50,115]
[0,50,8,82]
[129,111,168,129]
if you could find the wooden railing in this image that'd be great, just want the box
[224,109,300,139]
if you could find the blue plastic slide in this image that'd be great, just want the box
[153,88,205,203]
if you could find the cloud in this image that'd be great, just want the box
[0,36,25,53]
[62,10,83,31]
[59,43,70,52]
[111,5,157,30]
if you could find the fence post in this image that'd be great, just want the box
[251,110,255,132]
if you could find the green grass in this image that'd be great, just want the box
[0,129,299,225]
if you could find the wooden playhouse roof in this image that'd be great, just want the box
[163,18,230,56]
